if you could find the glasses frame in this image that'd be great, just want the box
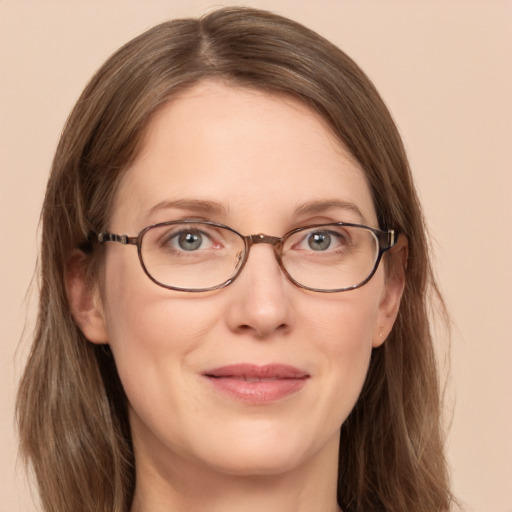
[98,220,398,293]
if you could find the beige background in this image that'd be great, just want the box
[1,1,511,511]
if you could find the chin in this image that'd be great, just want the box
[208,447,308,477]
[194,420,338,478]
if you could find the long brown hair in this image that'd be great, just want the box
[17,7,453,511]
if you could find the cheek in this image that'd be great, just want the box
[102,285,224,462]
[307,280,382,417]
[312,279,381,357]
[99,252,215,408]
[104,291,210,383]
[102,246,211,343]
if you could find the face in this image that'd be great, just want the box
[72,81,403,486]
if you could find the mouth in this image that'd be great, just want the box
[203,364,310,404]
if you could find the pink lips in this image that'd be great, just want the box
[203,364,309,404]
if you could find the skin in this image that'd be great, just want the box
[68,81,405,512]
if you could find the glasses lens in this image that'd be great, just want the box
[140,222,245,290]
[281,224,379,291]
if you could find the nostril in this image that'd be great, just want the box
[235,322,290,338]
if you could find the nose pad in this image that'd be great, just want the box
[226,244,293,338]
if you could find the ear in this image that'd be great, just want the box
[372,236,408,347]
[66,249,109,344]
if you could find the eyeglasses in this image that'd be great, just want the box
[98,220,398,293]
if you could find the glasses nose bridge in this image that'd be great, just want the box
[247,232,282,249]
[244,233,284,260]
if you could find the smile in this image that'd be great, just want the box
[203,364,310,404]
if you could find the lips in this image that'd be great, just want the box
[203,364,309,404]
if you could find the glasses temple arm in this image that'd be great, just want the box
[98,233,138,245]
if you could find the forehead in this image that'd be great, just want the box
[111,80,376,232]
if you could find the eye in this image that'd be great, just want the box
[307,231,332,251]
[305,230,348,251]
[289,227,351,253]
[161,228,216,252]
[176,230,205,251]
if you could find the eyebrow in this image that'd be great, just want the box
[294,199,366,222]
[147,198,229,217]
[146,198,366,223]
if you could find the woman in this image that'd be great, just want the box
[17,7,453,512]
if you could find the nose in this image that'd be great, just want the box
[225,243,295,338]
